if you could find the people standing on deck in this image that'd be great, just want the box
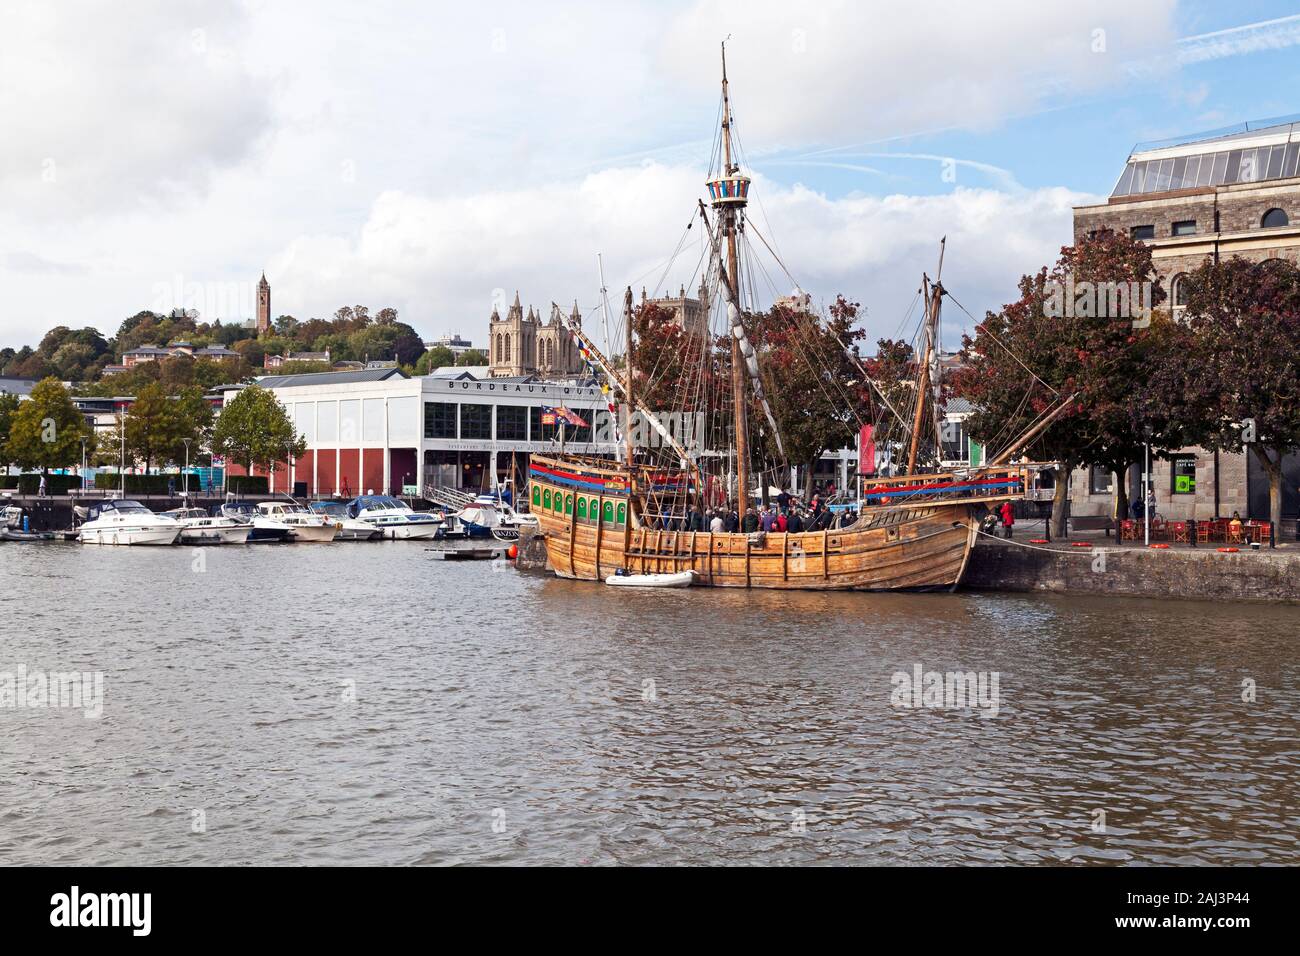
[688,505,704,532]
[786,509,804,534]
[760,506,775,532]
[709,511,725,534]
[1000,500,1015,539]
[777,489,791,513]
[776,510,788,533]
[742,508,759,533]
[723,509,739,533]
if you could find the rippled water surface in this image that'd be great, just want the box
[1,541,1296,865]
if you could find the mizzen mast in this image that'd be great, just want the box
[905,238,946,476]
[708,41,754,514]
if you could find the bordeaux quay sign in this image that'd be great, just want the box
[440,380,600,397]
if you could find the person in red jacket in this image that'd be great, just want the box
[999,501,1015,539]
[777,511,789,533]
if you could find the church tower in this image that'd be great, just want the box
[256,272,271,335]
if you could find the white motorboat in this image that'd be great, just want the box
[215,502,292,542]
[78,499,181,546]
[256,501,340,542]
[309,501,382,541]
[348,495,444,540]
[490,508,540,542]
[604,570,696,588]
[457,495,536,540]
[160,507,252,545]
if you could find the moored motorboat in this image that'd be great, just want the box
[214,502,292,542]
[348,495,444,540]
[256,501,340,542]
[78,499,180,546]
[1,505,55,541]
[309,500,382,540]
[160,507,252,545]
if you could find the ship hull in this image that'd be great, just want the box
[527,457,981,591]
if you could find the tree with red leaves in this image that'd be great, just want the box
[1179,256,1300,531]
[957,231,1168,534]
[747,295,871,498]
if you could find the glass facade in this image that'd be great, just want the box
[460,403,492,440]
[496,404,527,441]
[423,402,456,439]
[1112,141,1300,198]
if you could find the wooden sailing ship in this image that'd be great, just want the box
[526,46,1067,591]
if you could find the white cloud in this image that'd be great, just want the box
[262,165,1089,348]
[660,0,1178,144]
[0,0,271,218]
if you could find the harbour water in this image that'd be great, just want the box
[1,541,1295,865]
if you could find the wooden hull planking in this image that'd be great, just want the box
[527,457,981,591]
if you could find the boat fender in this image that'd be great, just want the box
[1217,547,1239,553]
[1149,543,1170,549]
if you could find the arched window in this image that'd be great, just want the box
[496,333,503,361]
[532,485,541,507]
[1262,208,1289,228]
[576,496,587,520]
[564,494,573,515]
[1172,273,1189,308]
[542,488,551,510]
[602,500,614,524]
[616,503,626,526]
[504,333,511,363]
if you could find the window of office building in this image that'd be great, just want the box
[423,402,456,439]
[1089,465,1113,495]
[1171,220,1196,236]
[496,404,527,441]
[460,403,492,440]
[1130,224,1155,240]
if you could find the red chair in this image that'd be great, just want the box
[1119,519,1139,542]
[1172,521,1189,544]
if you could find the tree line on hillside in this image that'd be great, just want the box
[1,304,486,386]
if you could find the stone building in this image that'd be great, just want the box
[487,293,586,379]
[1068,119,1300,522]
[256,272,271,335]
[642,280,711,337]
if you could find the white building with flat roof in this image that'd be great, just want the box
[250,367,619,496]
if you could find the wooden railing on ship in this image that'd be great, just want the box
[860,465,1039,509]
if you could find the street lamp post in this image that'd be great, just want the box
[1142,425,1153,547]
[182,438,192,498]
[80,438,87,497]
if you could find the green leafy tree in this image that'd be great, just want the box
[415,346,455,375]
[0,392,20,455]
[456,348,487,366]
[211,385,305,477]
[123,382,173,471]
[4,377,91,473]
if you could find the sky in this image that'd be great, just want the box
[3,0,1300,356]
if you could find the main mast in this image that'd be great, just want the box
[711,42,751,515]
